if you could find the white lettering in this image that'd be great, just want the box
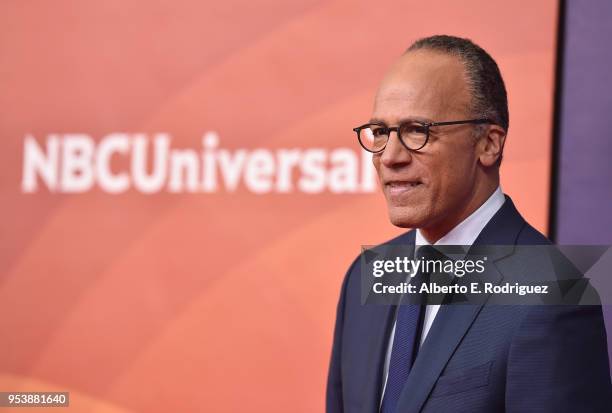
[244,149,275,193]
[22,134,59,192]
[132,134,170,193]
[61,134,94,192]
[96,133,129,193]
[20,133,380,194]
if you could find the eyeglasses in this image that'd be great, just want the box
[353,118,492,153]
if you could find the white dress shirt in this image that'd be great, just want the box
[380,186,506,401]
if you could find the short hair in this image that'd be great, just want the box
[406,35,509,133]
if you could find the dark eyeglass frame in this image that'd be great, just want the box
[353,118,493,153]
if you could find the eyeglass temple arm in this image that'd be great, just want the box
[428,119,492,127]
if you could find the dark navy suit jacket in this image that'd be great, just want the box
[326,196,612,412]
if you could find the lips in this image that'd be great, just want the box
[384,180,423,197]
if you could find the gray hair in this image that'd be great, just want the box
[407,35,509,133]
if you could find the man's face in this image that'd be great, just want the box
[372,50,483,230]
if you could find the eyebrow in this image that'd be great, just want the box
[368,116,434,125]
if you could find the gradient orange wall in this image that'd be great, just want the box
[0,1,557,411]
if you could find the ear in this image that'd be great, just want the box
[478,125,506,167]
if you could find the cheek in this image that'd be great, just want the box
[426,149,475,198]
[372,154,379,169]
[372,155,383,178]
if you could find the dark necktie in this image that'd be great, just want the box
[380,246,434,413]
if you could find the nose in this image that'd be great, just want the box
[379,130,413,168]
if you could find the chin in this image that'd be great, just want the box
[387,207,428,229]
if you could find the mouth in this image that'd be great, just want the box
[384,180,424,197]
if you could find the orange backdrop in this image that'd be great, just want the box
[0,1,557,412]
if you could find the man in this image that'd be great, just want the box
[326,35,611,412]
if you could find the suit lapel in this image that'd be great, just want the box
[395,263,503,412]
[394,196,526,412]
[360,302,396,413]
[360,231,416,413]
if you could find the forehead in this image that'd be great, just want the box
[372,50,471,123]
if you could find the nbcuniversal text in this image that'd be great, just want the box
[21,132,377,194]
